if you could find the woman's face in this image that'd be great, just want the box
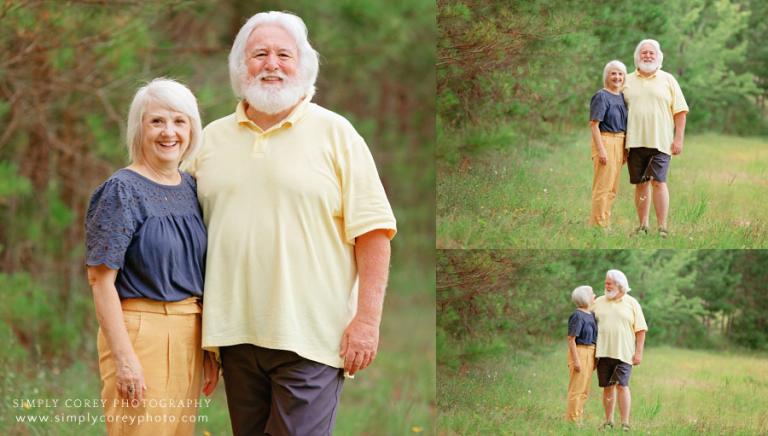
[606,68,625,89]
[139,101,191,168]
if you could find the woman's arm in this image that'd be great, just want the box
[567,336,582,372]
[87,264,146,401]
[590,121,608,165]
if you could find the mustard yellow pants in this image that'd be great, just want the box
[590,132,625,227]
[97,297,203,436]
[566,344,596,422]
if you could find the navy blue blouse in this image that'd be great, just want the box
[568,310,597,346]
[589,89,627,133]
[85,169,206,302]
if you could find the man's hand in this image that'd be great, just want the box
[622,148,628,164]
[340,316,379,376]
[671,111,686,155]
[632,352,643,366]
[671,139,683,155]
[202,351,219,396]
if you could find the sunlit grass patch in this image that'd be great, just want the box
[438,132,768,248]
[438,346,768,435]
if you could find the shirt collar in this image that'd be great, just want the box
[635,68,658,79]
[235,93,313,132]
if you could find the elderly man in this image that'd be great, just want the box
[624,39,689,237]
[593,269,647,431]
[184,11,396,435]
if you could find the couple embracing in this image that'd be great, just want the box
[589,39,689,237]
[85,10,396,436]
[566,270,648,431]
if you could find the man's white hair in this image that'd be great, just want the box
[634,39,664,71]
[571,285,594,308]
[228,11,319,101]
[606,269,631,293]
[125,78,202,165]
[603,60,627,88]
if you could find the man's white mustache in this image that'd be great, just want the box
[253,72,288,82]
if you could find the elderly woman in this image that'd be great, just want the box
[566,285,597,423]
[85,78,218,435]
[589,60,628,228]
[593,269,648,431]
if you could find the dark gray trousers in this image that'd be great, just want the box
[221,344,344,436]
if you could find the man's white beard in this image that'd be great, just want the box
[243,72,307,115]
[638,60,659,74]
[605,289,620,300]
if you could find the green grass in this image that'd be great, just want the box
[437,132,768,248]
[438,345,768,435]
[1,266,436,435]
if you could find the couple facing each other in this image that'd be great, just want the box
[85,11,397,436]
[565,270,648,431]
[589,38,689,237]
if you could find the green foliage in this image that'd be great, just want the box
[0,273,89,364]
[0,162,32,199]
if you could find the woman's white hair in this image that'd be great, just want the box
[125,78,202,165]
[606,269,631,293]
[571,285,594,308]
[228,11,319,101]
[603,60,627,87]
[634,39,664,70]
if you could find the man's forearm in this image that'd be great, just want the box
[635,330,646,355]
[354,229,391,326]
[673,112,687,142]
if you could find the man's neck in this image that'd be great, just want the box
[637,68,657,78]
[244,99,301,131]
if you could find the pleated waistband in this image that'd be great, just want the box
[121,297,202,315]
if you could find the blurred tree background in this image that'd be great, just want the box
[436,0,768,163]
[437,250,768,370]
[0,0,435,434]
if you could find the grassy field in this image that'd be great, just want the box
[2,266,436,435]
[437,132,768,248]
[438,345,768,435]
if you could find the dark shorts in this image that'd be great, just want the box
[221,344,344,436]
[627,147,671,184]
[597,357,633,387]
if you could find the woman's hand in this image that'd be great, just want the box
[202,351,220,396]
[573,362,582,373]
[115,354,147,404]
[88,265,147,405]
[597,147,608,165]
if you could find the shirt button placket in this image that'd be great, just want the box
[252,131,266,158]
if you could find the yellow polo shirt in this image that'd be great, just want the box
[184,96,397,367]
[593,294,648,364]
[624,69,689,155]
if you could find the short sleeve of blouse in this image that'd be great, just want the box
[85,178,137,270]
[568,312,583,337]
[589,91,607,122]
